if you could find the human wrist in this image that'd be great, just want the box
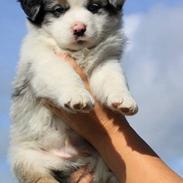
[83,108,128,151]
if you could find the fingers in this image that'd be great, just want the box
[68,166,94,183]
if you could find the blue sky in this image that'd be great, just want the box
[0,0,183,182]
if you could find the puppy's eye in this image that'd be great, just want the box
[53,5,68,17]
[87,3,101,14]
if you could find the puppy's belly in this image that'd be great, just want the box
[49,141,93,160]
[45,117,95,161]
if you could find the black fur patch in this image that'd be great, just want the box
[105,0,126,15]
[12,78,30,98]
[51,170,69,183]
[108,0,126,9]
[88,0,124,15]
[105,3,121,15]
[18,0,70,26]
[12,63,33,98]
[18,0,125,26]
[18,0,48,26]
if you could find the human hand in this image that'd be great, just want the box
[43,53,183,183]
[68,166,93,183]
[43,52,125,142]
[42,52,127,183]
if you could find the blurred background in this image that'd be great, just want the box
[0,0,183,182]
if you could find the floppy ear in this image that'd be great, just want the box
[18,0,42,22]
[108,0,126,10]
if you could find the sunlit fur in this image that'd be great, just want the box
[10,0,137,183]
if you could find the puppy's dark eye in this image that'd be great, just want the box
[87,3,101,14]
[53,5,68,17]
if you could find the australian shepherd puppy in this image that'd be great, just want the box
[10,0,138,182]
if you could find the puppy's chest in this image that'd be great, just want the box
[68,48,100,75]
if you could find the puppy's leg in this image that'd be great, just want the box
[13,160,60,183]
[11,147,68,183]
[30,53,94,113]
[90,60,138,115]
[14,168,60,183]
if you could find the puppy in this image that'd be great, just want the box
[10,0,138,183]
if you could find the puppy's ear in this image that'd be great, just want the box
[18,0,43,22]
[108,0,126,10]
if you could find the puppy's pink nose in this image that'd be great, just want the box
[72,22,87,37]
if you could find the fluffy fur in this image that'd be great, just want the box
[10,0,138,183]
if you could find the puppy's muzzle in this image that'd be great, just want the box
[72,22,87,37]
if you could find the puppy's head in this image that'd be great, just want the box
[19,0,126,50]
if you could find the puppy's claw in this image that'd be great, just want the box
[107,93,138,116]
[73,103,83,110]
[114,103,138,116]
[60,88,94,113]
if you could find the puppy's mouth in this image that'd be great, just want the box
[76,40,86,45]
[68,36,95,50]
[74,36,88,44]
[72,37,89,47]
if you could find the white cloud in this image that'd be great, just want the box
[123,4,183,169]
[123,14,142,51]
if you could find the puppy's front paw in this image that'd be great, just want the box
[60,88,94,113]
[106,92,138,116]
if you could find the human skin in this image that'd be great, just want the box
[44,53,183,183]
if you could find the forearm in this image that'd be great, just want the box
[45,54,183,183]
[88,113,183,183]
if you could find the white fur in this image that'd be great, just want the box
[10,0,137,182]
